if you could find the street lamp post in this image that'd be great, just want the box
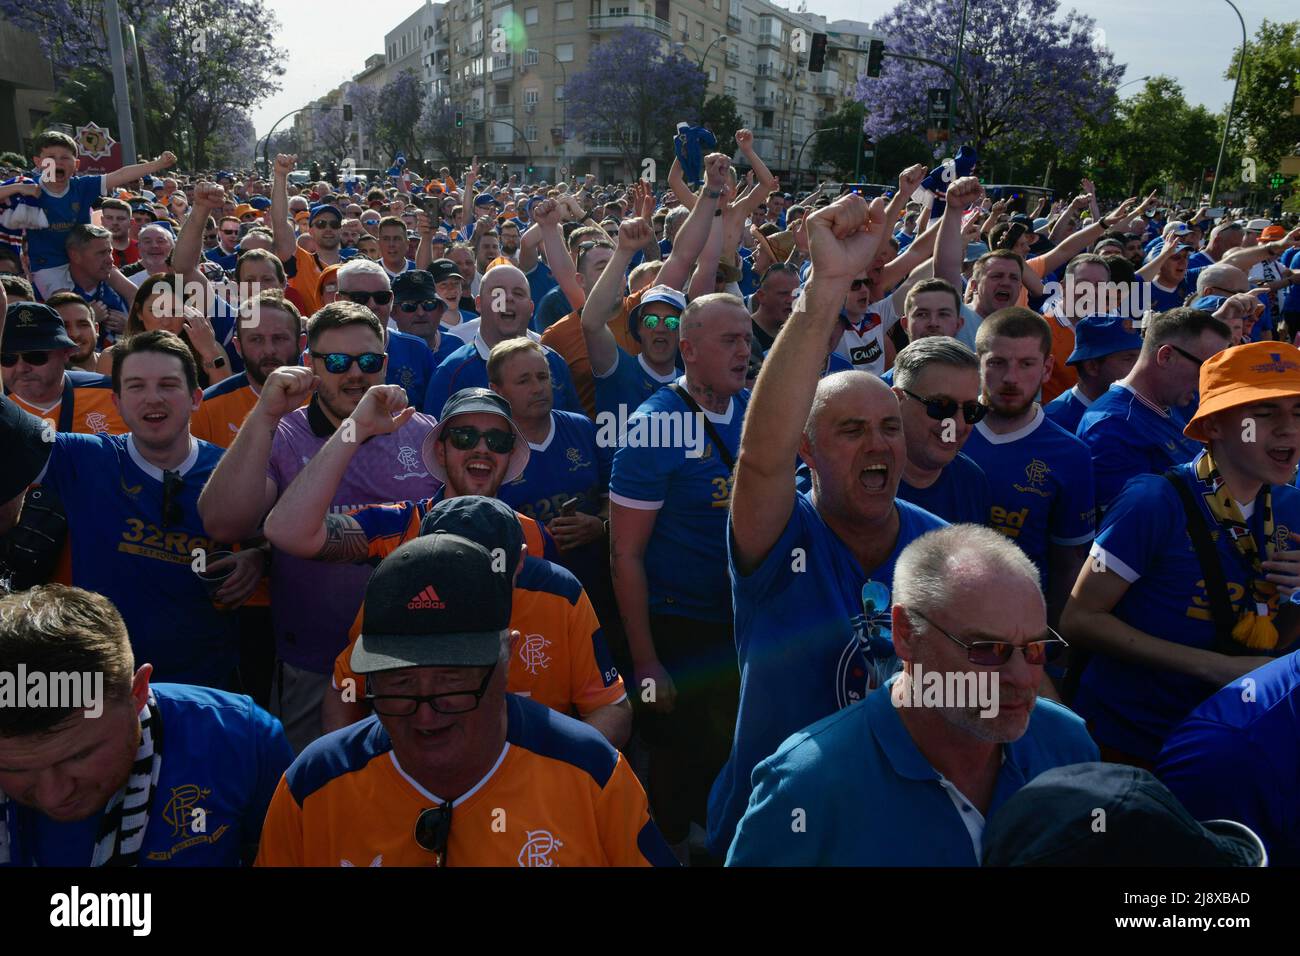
[1209,0,1247,207]
[526,48,567,180]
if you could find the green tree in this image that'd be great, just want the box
[701,94,743,159]
[812,101,929,184]
[1226,20,1300,168]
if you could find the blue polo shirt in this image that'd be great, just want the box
[725,677,1098,865]
[1078,454,1300,760]
[1043,385,1092,434]
[897,452,992,525]
[204,246,239,272]
[1156,652,1300,866]
[2,683,292,867]
[608,381,749,623]
[706,493,946,857]
[593,348,679,420]
[961,407,1096,585]
[1076,383,1202,512]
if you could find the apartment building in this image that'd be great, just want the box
[293,0,877,183]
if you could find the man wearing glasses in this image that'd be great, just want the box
[962,308,1096,632]
[205,216,242,272]
[727,524,1097,865]
[199,302,438,753]
[255,530,671,867]
[891,336,991,525]
[390,270,460,368]
[707,194,947,860]
[1077,307,1231,513]
[336,258,436,408]
[0,330,263,688]
[1066,341,1300,768]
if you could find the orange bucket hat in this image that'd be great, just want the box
[1184,342,1300,441]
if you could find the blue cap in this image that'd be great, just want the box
[1192,295,1228,313]
[217,170,234,181]
[248,195,272,210]
[473,193,497,207]
[1066,315,1144,365]
[309,203,342,223]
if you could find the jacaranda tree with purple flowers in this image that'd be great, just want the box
[566,28,707,178]
[858,0,1123,159]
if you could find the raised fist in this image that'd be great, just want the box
[275,154,297,176]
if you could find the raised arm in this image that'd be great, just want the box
[730,193,888,574]
[198,366,318,543]
[174,182,224,276]
[105,151,176,191]
[1033,197,1137,275]
[263,385,415,560]
[659,154,728,291]
[731,129,778,220]
[1222,227,1300,271]
[875,165,931,291]
[530,198,583,310]
[583,219,643,378]
[689,204,727,301]
[667,156,698,210]
[270,155,297,264]
[932,177,985,290]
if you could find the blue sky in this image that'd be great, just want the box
[253,0,1291,137]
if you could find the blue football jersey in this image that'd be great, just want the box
[593,348,679,420]
[28,175,106,273]
[42,433,240,688]
[897,452,992,525]
[962,406,1096,585]
[385,328,435,407]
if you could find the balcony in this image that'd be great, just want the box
[436,20,448,39]
[466,38,483,57]
[588,14,670,37]
[469,2,483,18]
[727,14,741,32]
[491,53,512,76]
[757,30,780,49]
[491,103,513,117]
[755,62,775,77]
[725,49,739,67]
[811,78,836,96]
[490,141,513,154]
[469,73,485,87]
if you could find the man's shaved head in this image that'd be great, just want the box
[805,370,898,447]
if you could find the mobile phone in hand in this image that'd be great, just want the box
[560,497,579,517]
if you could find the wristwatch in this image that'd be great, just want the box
[204,355,227,370]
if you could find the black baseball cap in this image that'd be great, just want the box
[428,258,464,284]
[351,533,513,674]
[0,394,52,501]
[392,269,440,301]
[418,495,524,580]
[3,302,77,353]
[421,387,530,485]
[981,763,1267,867]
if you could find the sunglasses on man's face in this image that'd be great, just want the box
[442,424,516,454]
[642,313,680,331]
[312,220,341,229]
[220,229,239,236]
[340,290,393,307]
[900,388,988,425]
[398,299,444,314]
[912,609,1068,667]
[1,351,53,367]
[311,351,385,374]
[850,278,871,290]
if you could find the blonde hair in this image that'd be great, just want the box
[487,336,546,384]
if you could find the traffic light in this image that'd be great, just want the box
[1271,174,1286,189]
[455,110,464,128]
[808,33,828,73]
[527,165,535,175]
[343,104,352,122]
[866,39,885,78]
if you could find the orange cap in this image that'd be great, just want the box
[1260,225,1287,241]
[317,262,344,300]
[485,255,514,271]
[1184,342,1300,441]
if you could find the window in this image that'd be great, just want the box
[556,43,574,62]
[525,6,538,24]
[696,20,703,39]
[713,0,720,8]
[677,13,687,32]
[524,88,539,104]
[609,4,629,14]
[524,48,539,65]
[555,84,565,100]
[556,1,573,20]
[526,125,538,142]
[708,66,716,82]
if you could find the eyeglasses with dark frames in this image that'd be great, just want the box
[365,664,497,716]
[1167,343,1205,368]
[910,609,1068,667]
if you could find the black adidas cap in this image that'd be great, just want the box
[351,532,513,675]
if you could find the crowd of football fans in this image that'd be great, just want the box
[0,124,1298,867]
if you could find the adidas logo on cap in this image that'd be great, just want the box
[407,585,446,610]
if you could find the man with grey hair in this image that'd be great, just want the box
[891,336,992,524]
[726,524,1098,865]
[337,256,435,406]
[660,205,690,256]
[64,223,133,339]
[123,223,177,287]
[707,193,948,858]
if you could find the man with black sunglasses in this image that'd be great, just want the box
[1,301,126,435]
[255,531,671,867]
[1077,307,1231,513]
[391,270,459,368]
[336,258,436,408]
[727,524,1098,865]
[199,302,439,752]
[891,336,992,525]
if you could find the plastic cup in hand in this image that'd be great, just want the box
[195,550,236,601]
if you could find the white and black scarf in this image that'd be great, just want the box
[0,693,163,867]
